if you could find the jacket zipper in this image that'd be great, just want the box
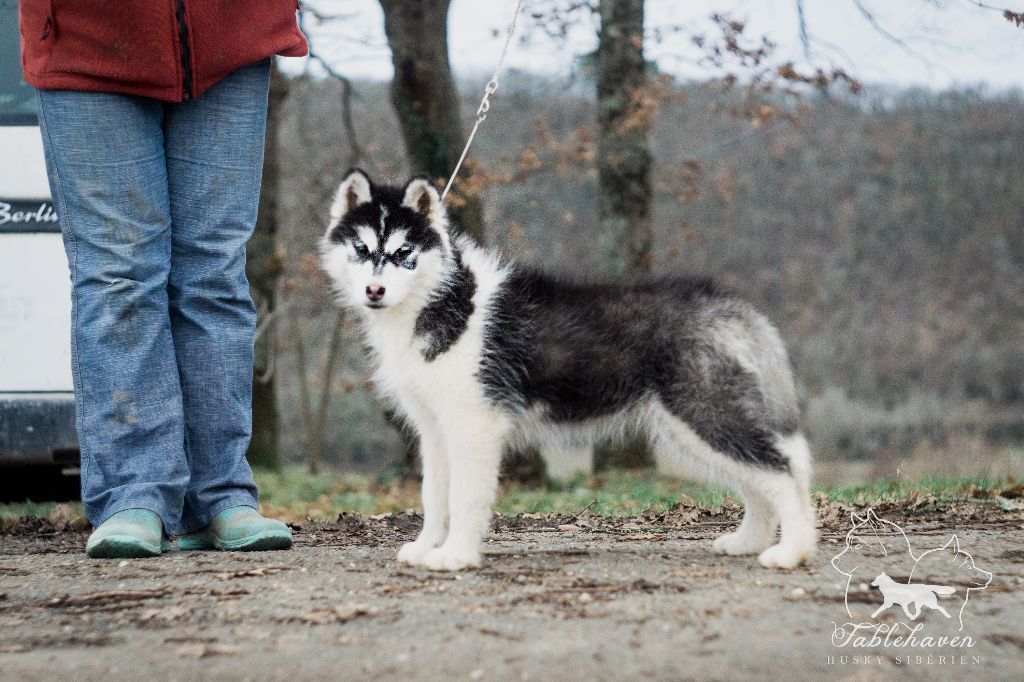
[175,0,193,100]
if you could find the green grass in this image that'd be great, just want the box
[495,472,732,515]
[0,500,85,532]
[1,468,1014,530]
[254,467,419,517]
[255,468,1014,521]
[817,475,1012,504]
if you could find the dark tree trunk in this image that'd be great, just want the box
[597,0,652,277]
[246,61,287,470]
[378,0,485,242]
[378,0,487,477]
[596,0,654,470]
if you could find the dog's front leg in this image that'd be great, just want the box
[397,424,449,565]
[421,413,508,571]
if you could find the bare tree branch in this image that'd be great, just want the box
[962,0,1024,19]
[291,307,316,474]
[338,75,366,170]
[963,0,1024,27]
[796,0,812,59]
[290,306,347,475]
[313,310,347,476]
[298,8,370,170]
[300,6,360,23]
[851,0,934,69]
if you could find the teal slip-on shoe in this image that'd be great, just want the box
[86,509,171,559]
[177,505,293,552]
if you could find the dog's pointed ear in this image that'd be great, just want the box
[330,169,373,221]
[402,176,446,226]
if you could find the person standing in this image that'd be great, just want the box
[18,1,307,558]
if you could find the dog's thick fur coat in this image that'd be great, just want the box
[320,170,817,571]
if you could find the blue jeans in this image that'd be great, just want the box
[36,60,271,534]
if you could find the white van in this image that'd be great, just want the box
[0,5,79,493]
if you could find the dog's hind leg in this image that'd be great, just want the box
[397,422,449,566]
[755,433,817,569]
[421,410,510,572]
[649,409,812,566]
[712,485,777,556]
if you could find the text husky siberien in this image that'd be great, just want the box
[320,170,817,571]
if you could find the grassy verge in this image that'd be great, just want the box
[2,468,1017,532]
[0,500,88,533]
[256,468,1017,521]
[816,475,1014,504]
[255,469,734,520]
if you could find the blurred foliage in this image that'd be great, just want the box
[273,75,1024,472]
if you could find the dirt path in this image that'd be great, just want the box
[2,502,1022,681]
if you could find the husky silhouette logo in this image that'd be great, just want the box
[869,572,955,620]
[830,509,992,641]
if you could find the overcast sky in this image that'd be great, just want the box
[297,0,1024,91]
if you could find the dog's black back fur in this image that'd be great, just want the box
[481,268,792,470]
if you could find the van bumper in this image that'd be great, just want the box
[0,393,78,465]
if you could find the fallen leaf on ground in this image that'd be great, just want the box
[985,633,1024,651]
[137,604,191,622]
[0,566,30,576]
[275,604,377,625]
[46,587,173,608]
[999,497,1024,511]
[214,565,293,580]
[176,643,241,658]
[616,533,665,541]
[478,627,523,641]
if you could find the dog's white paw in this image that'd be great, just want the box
[712,530,770,556]
[421,545,481,572]
[757,542,812,569]
[397,539,437,565]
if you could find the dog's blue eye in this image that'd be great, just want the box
[392,245,417,270]
[353,241,369,257]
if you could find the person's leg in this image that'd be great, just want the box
[162,59,271,533]
[36,90,190,534]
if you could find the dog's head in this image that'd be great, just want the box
[870,572,888,587]
[320,169,452,311]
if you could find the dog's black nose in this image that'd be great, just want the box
[366,284,385,302]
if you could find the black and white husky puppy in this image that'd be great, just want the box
[320,169,816,571]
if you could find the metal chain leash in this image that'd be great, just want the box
[441,0,527,202]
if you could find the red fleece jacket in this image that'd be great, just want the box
[18,0,308,102]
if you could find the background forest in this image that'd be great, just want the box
[250,1,1024,486]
